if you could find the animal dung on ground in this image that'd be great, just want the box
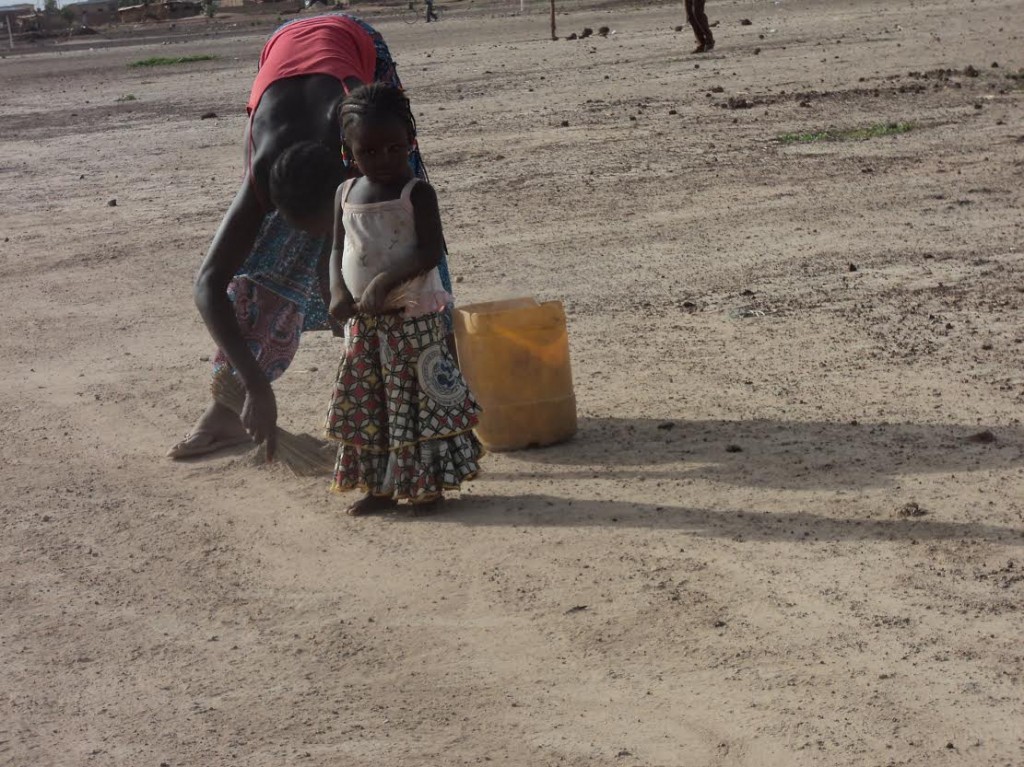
[897,502,928,518]
[740,18,752,25]
[966,429,997,444]
[580,27,593,38]
[598,26,610,36]
[200,111,218,120]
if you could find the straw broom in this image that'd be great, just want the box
[210,294,440,476]
[211,366,335,477]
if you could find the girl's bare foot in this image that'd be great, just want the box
[409,493,444,516]
[168,400,251,459]
[345,493,396,516]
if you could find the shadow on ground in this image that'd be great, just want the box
[483,417,1024,490]
[416,494,1024,544]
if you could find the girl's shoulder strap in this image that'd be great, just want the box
[399,177,422,204]
[340,177,358,206]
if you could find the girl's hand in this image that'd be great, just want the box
[355,272,393,316]
[327,316,346,338]
[329,293,356,323]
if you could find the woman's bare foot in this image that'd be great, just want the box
[345,493,396,516]
[167,400,251,459]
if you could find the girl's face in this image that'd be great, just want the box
[347,116,413,185]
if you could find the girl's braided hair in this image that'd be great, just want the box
[339,83,418,141]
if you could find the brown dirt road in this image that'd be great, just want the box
[1,0,1023,764]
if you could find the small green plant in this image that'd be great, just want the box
[115,94,138,102]
[778,121,915,144]
[128,54,218,68]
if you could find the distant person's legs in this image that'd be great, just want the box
[694,0,714,50]
[685,0,714,52]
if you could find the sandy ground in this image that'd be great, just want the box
[2,0,1023,764]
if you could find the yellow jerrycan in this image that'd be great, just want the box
[454,297,577,451]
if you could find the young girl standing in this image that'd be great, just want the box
[325,83,482,515]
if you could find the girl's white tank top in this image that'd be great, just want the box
[340,177,449,316]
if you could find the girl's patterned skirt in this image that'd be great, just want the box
[324,312,482,502]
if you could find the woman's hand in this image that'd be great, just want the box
[241,379,278,461]
[355,272,393,316]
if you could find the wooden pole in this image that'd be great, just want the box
[7,17,14,50]
[549,0,555,39]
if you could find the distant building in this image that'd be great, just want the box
[117,0,202,22]
[0,3,34,29]
[63,0,118,26]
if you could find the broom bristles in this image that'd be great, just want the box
[211,368,334,477]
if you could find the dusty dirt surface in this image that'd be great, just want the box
[2,0,1023,764]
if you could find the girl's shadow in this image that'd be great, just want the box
[489,416,1024,491]
[423,493,1024,544]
